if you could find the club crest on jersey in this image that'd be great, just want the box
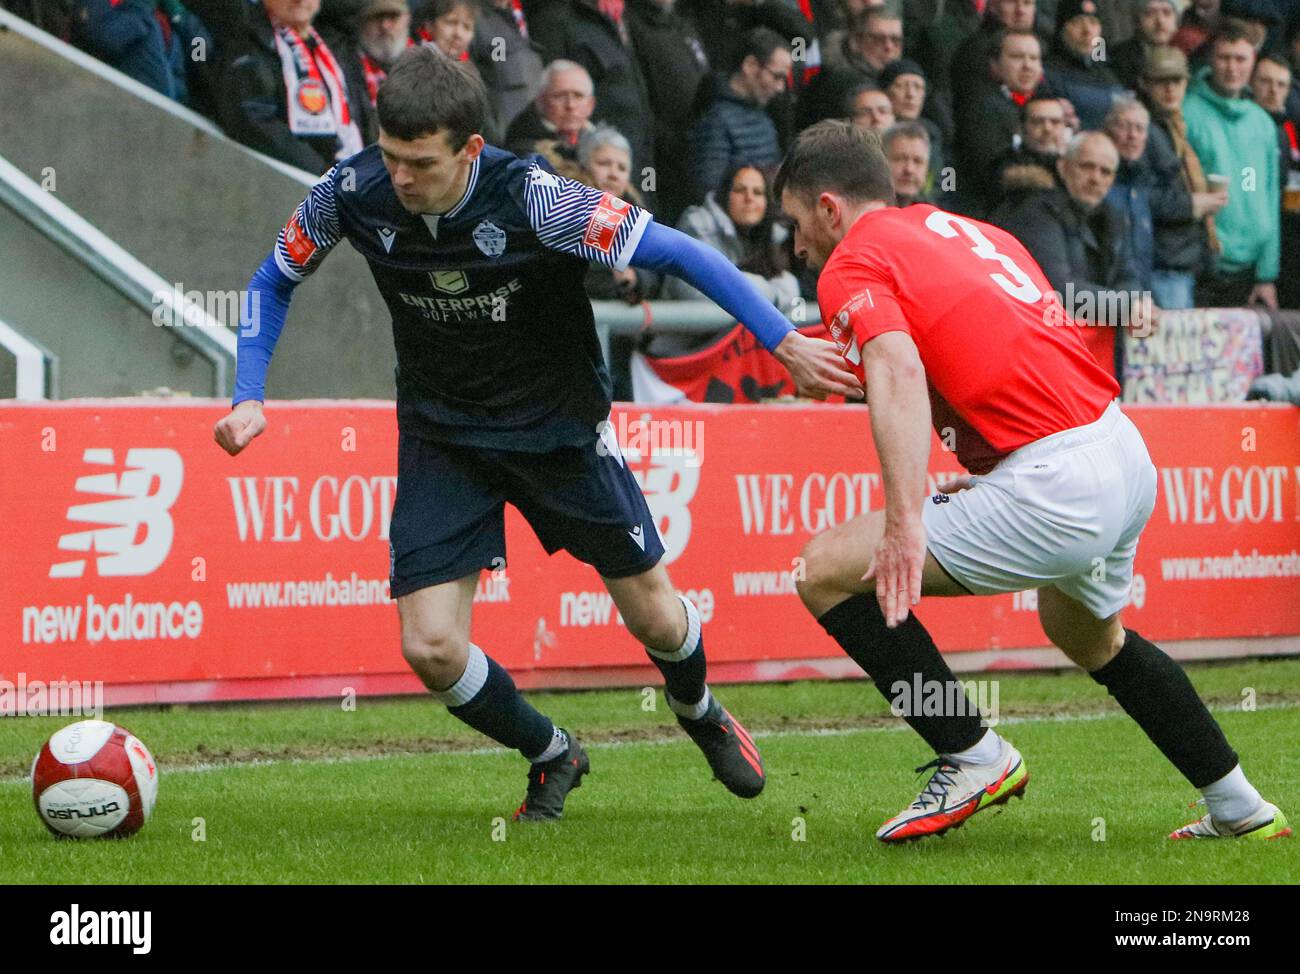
[472,220,507,258]
[377,227,396,253]
[583,193,631,253]
[429,270,469,294]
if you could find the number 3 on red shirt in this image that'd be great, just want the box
[924,210,1042,304]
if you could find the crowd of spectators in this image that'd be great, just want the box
[16,0,1300,388]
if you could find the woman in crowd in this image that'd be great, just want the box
[664,164,800,319]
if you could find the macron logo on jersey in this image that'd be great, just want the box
[377,227,396,253]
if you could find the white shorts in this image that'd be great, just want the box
[922,400,1158,619]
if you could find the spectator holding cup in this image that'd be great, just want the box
[1182,21,1280,307]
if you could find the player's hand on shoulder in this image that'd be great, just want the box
[214,400,267,457]
[774,331,865,402]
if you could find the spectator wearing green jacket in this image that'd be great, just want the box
[1182,21,1280,308]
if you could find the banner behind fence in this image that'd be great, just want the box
[3,400,1298,705]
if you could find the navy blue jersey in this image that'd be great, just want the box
[274,143,652,451]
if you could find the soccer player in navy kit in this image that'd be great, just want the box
[214,48,861,820]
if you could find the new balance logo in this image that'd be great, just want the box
[628,524,645,551]
[377,227,396,253]
[50,448,183,578]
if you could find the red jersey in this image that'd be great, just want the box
[818,204,1120,474]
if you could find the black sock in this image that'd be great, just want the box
[445,652,557,760]
[816,594,983,755]
[645,594,707,707]
[1090,629,1238,788]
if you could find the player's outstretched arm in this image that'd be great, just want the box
[628,222,864,401]
[213,253,298,456]
[859,331,932,628]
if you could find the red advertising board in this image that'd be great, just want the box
[2,400,1298,704]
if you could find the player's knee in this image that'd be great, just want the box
[624,598,682,650]
[400,620,468,674]
[795,533,838,610]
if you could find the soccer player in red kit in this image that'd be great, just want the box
[776,120,1291,843]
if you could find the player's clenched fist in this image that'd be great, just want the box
[214,400,266,456]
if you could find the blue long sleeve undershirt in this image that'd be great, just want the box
[627,220,795,353]
[232,253,296,406]
[231,221,797,405]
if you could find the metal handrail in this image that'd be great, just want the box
[0,315,57,398]
[0,154,237,396]
[0,6,316,187]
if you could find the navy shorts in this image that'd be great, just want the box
[388,432,666,598]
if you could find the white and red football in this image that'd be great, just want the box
[31,720,159,838]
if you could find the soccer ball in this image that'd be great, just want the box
[31,720,158,838]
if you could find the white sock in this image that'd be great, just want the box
[529,726,569,765]
[1201,765,1265,824]
[429,644,488,706]
[947,729,1003,767]
[667,686,712,721]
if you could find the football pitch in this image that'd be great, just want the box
[2,659,1297,885]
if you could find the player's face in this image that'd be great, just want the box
[379,128,485,213]
[781,189,840,270]
[587,144,631,197]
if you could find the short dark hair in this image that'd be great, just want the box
[1023,91,1063,117]
[732,27,790,74]
[1211,19,1259,51]
[1255,49,1292,74]
[377,46,489,146]
[419,0,477,22]
[850,6,901,36]
[774,119,895,206]
[992,26,1041,59]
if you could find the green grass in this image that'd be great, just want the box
[1,659,1297,884]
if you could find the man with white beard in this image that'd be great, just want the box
[355,0,412,107]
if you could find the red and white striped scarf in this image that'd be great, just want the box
[273,24,363,160]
